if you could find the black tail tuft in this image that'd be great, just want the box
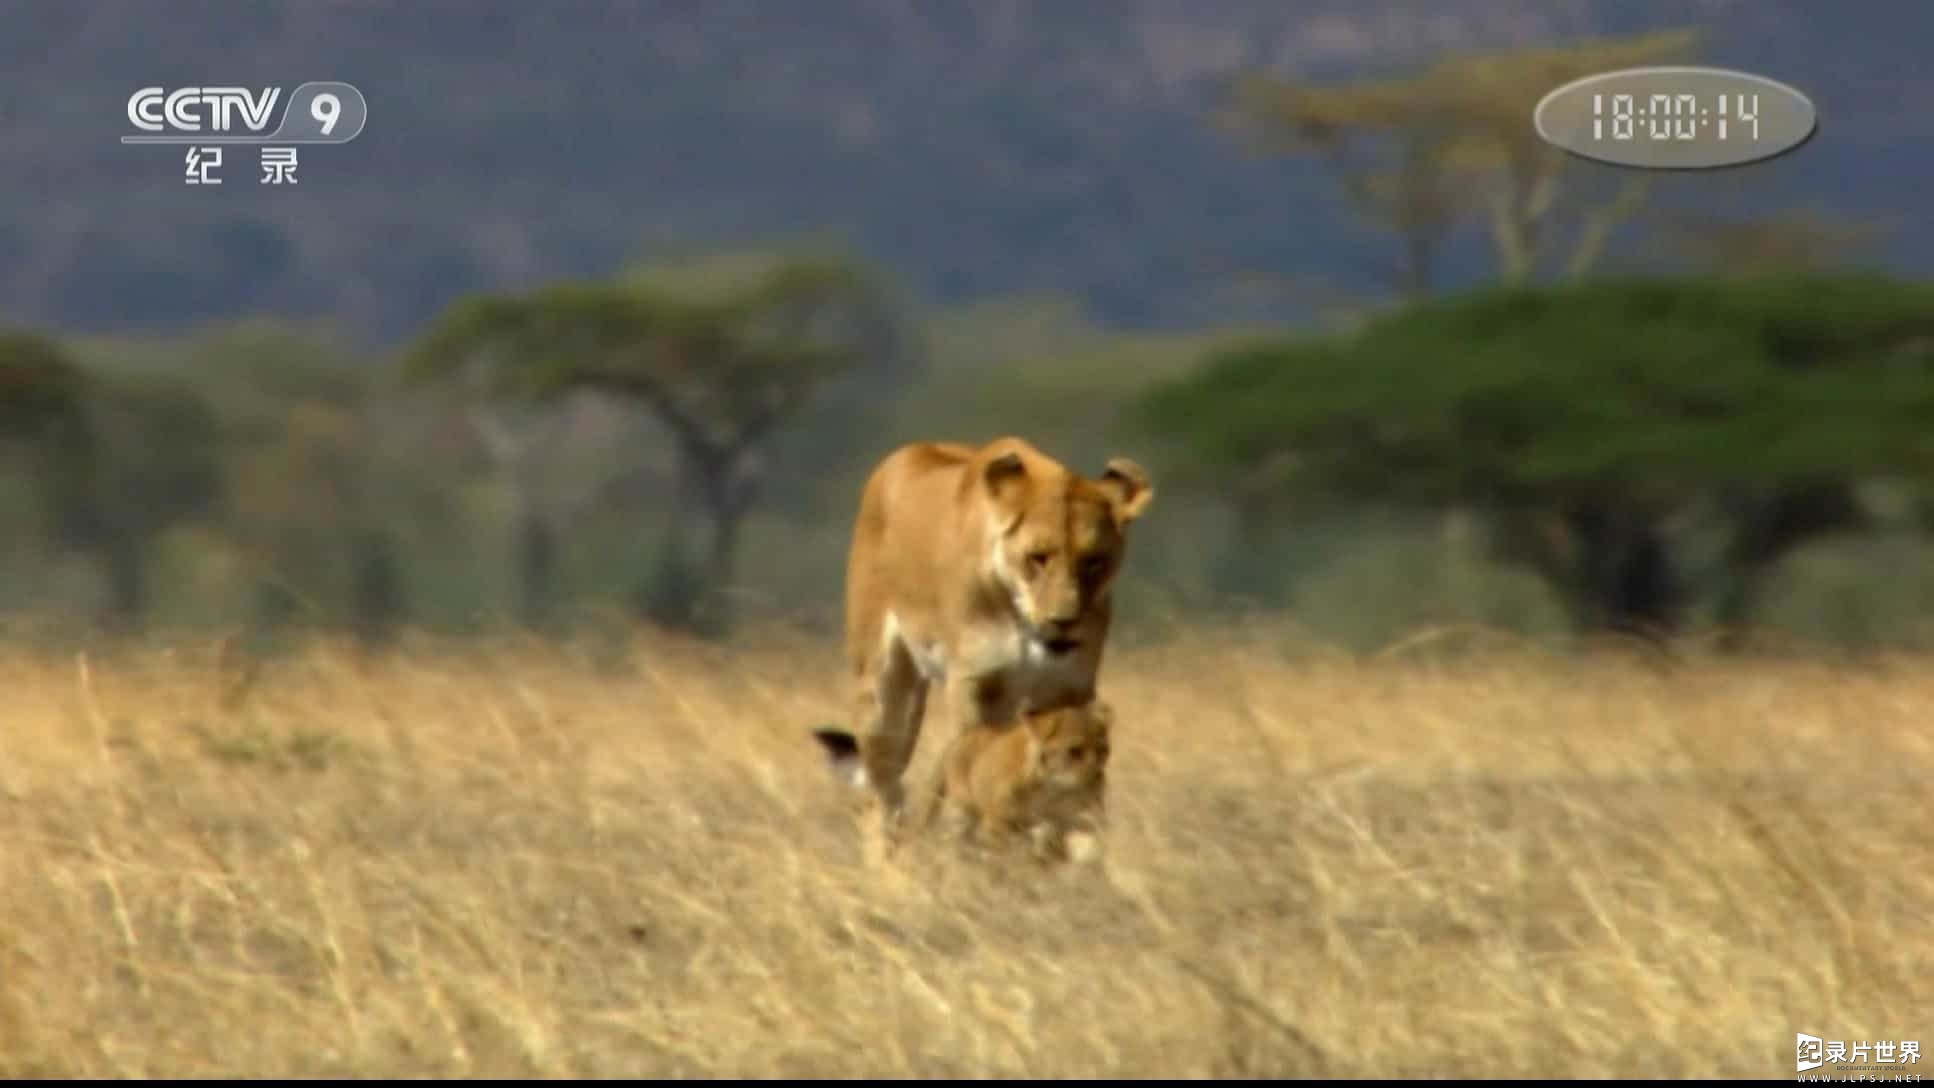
[810,727,860,760]
[809,727,867,788]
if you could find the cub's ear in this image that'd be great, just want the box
[1098,457,1153,523]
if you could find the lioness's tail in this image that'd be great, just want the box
[809,727,869,789]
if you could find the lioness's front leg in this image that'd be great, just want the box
[853,638,929,837]
[915,733,965,839]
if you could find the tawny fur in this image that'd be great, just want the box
[808,436,1152,841]
[923,699,1114,863]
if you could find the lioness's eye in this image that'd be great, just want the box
[1026,551,1052,572]
[1079,554,1108,579]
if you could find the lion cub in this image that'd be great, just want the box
[923,698,1113,863]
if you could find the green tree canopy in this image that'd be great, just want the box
[1141,274,1934,638]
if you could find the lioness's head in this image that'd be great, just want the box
[979,443,1154,654]
[1027,699,1113,794]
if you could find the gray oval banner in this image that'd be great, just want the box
[1534,66,1817,170]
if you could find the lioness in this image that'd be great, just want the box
[924,698,1114,863]
[809,436,1153,842]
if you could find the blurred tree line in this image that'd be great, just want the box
[0,251,920,647]
[2,27,1931,654]
[5,259,1931,654]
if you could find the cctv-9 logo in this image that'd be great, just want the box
[122,82,366,144]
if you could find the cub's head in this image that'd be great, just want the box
[1026,699,1114,795]
[978,443,1154,654]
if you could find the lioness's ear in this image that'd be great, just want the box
[983,450,1029,521]
[1098,457,1153,523]
[985,450,1026,489]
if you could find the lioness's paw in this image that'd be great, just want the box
[1064,829,1104,865]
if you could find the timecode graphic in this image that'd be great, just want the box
[1533,66,1817,170]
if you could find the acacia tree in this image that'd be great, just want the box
[1139,275,1934,641]
[1221,28,1699,299]
[1219,27,1698,591]
[405,256,897,635]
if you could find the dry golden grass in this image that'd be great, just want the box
[1,622,1929,1077]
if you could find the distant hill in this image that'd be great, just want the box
[1,0,1925,347]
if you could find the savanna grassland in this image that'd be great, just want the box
[1,623,1928,1078]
